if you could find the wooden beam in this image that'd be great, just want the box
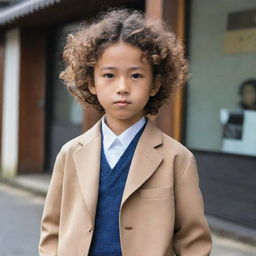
[145,0,187,141]
[145,0,163,20]
[172,0,186,142]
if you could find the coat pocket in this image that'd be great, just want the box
[139,185,174,199]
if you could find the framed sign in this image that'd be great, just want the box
[224,9,256,54]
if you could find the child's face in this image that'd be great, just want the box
[241,84,256,107]
[89,42,160,125]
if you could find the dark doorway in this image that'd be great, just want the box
[44,23,84,173]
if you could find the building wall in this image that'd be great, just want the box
[186,0,256,227]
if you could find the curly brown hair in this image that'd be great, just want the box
[59,7,190,115]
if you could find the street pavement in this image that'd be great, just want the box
[0,183,256,256]
[211,233,256,256]
[0,183,44,256]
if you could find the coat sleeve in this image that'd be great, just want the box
[173,151,212,256]
[38,147,66,256]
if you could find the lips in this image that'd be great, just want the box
[114,99,131,106]
[114,100,131,104]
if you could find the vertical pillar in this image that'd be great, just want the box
[145,0,187,140]
[0,34,4,161]
[1,28,20,177]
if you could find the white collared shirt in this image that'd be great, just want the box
[101,115,146,169]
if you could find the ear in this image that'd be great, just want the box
[88,79,97,95]
[150,78,161,97]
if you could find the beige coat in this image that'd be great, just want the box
[39,117,212,256]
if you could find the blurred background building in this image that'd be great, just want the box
[0,0,256,232]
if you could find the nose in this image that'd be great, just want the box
[116,78,129,95]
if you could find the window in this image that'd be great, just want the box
[185,0,256,156]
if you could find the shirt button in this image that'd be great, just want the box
[88,227,93,232]
[124,226,133,230]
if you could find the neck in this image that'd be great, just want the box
[104,114,145,135]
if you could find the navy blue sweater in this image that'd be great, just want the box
[88,121,147,256]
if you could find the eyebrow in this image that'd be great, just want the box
[100,66,145,71]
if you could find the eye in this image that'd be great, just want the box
[103,73,115,78]
[131,73,143,79]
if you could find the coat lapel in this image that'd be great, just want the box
[120,117,163,207]
[73,117,163,227]
[73,119,102,228]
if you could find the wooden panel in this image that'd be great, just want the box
[194,150,256,228]
[18,28,46,174]
[0,35,4,159]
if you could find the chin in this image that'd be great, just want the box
[107,109,144,120]
[116,115,133,120]
[111,113,133,120]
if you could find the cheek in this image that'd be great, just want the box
[133,88,152,103]
[95,91,108,104]
[139,84,153,97]
[244,92,254,100]
[94,79,112,95]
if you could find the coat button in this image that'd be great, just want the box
[124,226,133,230]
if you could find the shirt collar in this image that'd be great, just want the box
[101,115,146,150]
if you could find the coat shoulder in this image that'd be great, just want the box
[161,131,194,159]
[59,127,98,155]
[160,132,198,183]
[60,134,84,152]
[57,118,101,155]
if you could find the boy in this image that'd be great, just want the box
[39,8,212,256]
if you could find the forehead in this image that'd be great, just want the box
[96,42,150,68]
